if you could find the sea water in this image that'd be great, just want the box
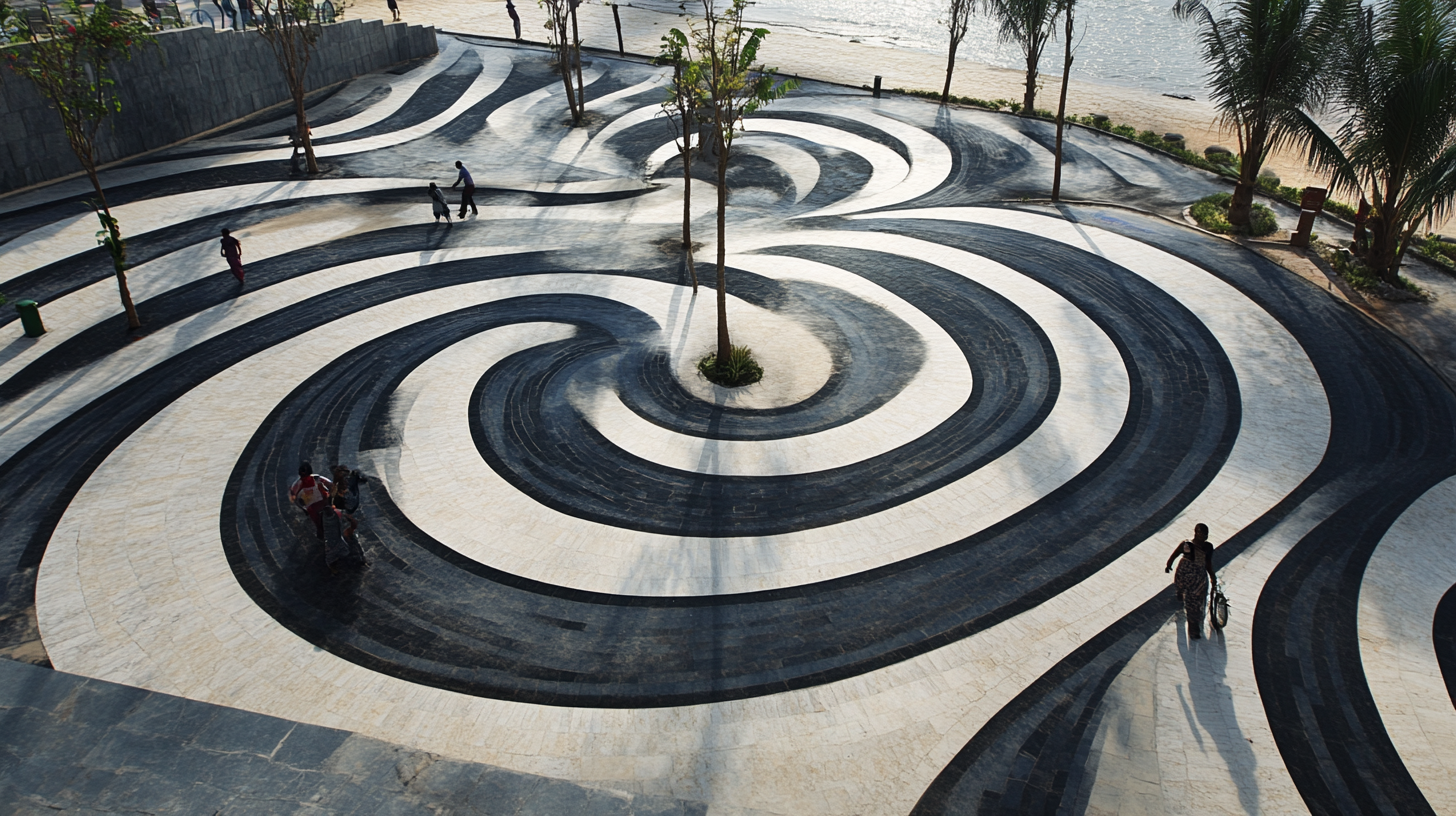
[736,0,1208,98]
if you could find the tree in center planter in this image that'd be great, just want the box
[669,0,796,386]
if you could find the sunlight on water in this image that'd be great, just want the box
[736,0,1207,96]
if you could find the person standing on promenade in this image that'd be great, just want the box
[288,462,334,541]
[1165,522,1217,639]
[452,160,478,218]
[429,182,452,224]
[506,0,522,41]
[220,228,245,284]
[386,0,400,21]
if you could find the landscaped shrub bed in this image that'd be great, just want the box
[1190,192,1279,237]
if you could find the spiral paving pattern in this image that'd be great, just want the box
[3,34,1455,815]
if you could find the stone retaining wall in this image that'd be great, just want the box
[0,18,437,193]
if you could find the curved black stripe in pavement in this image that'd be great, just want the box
[310,48,486,146]
[615,277,926,440]
[1436,584,1456,709]
[214,226,1239,706]
[0,179,654,335]
[752,110,914,165]
[463,252,1050,535]
[0,251,558,586]
[1055,205,1456,816]
[911,592,1167,816]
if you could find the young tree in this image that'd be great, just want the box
[1050,0,1075,200]
[254,0,323,173]
[1316,0,1456,283]
[3,0,154,329]
[656,29,703,292]
[1174,0,1352,228]
[941,0,973,104]
[540,0,586,125]
[677,0,797,372]
[976,0,1060,115]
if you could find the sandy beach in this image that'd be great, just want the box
[352,0,1409,217]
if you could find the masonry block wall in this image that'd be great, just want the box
[0,19,438,193]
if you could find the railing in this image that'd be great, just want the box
[2,0,343,35]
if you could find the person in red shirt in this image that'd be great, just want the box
[220,228,244,284]
[288,462,333,541]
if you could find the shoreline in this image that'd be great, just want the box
[367,0,1324,183]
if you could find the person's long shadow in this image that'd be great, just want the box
[1179,624,1262,815]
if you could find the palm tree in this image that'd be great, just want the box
[1174,0,1353,228]
[1317,0,1456,284]
[977,0,1060,115]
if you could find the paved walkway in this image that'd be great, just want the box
[1,36,1454,815]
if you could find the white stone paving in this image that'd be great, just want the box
[34,204,1332,814]
[0,42,510,218]
[1359,476,1456,815]
[9,38,1426,813]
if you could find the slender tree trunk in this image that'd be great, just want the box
[941,40,959,104]
[557,19,581,124]
[570,6,585,115]
[715,126,731,365]
[1051,8,1073,201]
[293,89,318,174]
[83,164,141,330]
[682,129,698,292]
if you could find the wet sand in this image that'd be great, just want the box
[360,0,1450,234]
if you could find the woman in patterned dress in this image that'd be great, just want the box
[1165,523,1217,639]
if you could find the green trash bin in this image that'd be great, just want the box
[16,300,45,337]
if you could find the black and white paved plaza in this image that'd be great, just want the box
[2,36,1455,815]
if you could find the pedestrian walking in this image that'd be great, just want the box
[386,0,399,20]
[330,464,369,567]
[506,0,522,40]
[319,503,365,573]
[288,462,334,541]
[220,228,245,284]
[1165,523,1217,639]
[452,160,478,218]
[329,465,366,514]
[429,182,452,224]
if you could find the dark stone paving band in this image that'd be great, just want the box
[468,249,1053,535]
[907,207,1456,816]
[214,225,1239,707]
[1436,584,1456,709]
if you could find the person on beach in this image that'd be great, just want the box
[452,160,478,218]
[1165,523,1217,639]
[506,0,522,40]
[386,0,399,21]
[288,462,334,541]
[220,228,245,284]
[429,182,452,224]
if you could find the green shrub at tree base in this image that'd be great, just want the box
[1191,192,1278,236]
[698,345,764,387]
[1420,236,1456,272]
[1318,244,1428,298]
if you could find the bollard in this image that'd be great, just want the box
[1291,187,1326,249]
[611,4,624,56]
[873,75,881,99]
[16,300,45,337]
